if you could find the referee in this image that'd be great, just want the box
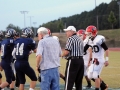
[62,26,84,90]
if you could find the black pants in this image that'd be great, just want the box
[15,61,37,84]
[15,73,20,87]
[64,57,84,90]
[1,60,13,84]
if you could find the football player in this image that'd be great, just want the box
[0,29,16,90]
[12,32,20,88]
[84,25,109,90]
[12,28,37,90]
[77,29,92,89]
[0,31,4,90]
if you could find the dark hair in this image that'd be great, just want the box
[15,32,20,37]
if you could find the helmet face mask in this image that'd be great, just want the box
[77,34,83,37]
[77,34,84,40]
[0,31,4,40]
[85,32,92,39]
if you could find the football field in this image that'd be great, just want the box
[1,50,120,90]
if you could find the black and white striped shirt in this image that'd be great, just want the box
[65,34,84,56]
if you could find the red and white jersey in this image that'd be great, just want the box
[83,38,90,66]
[88,35,105,63]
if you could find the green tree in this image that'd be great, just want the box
[40,1,119,31]
[108,11,117,29]
[7,24,21,33]
[57,18,64,33]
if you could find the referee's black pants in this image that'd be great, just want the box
[64,57,84,90]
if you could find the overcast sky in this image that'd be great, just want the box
[0,0,111,30]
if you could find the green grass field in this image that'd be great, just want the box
[1,51,120,89]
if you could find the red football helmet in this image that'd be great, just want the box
[77,29,86,40]
[85,25,97,38]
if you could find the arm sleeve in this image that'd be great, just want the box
[65,38,73,51]
[36,40,43,56]
[84,44,90,53]
[101,42,108,51]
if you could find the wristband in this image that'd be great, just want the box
[106,57,109,61]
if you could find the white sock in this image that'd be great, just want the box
[1,89,4,90]
[29,88,34,90]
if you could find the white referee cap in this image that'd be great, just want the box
[64,26,76,32]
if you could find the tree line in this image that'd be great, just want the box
[41,0,119,32]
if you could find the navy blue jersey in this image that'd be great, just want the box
[0,40,2,49]
[14,38,36,61]
[1,38,14,63]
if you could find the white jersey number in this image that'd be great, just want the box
[16,43,24,55]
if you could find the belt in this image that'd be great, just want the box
[70,56,83,59]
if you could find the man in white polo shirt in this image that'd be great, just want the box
[36,27,62,90]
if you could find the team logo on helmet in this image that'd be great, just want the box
[82,30,85,34]
[92,27,96,32]
[85,25,98,39]
[21,27,33,38]
[5,29,16,37]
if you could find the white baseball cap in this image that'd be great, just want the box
[37,27,48,33]
[64,26,76,32]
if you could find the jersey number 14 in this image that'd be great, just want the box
[16,43,24,55]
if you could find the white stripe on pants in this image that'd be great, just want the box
[65,60,71,90]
